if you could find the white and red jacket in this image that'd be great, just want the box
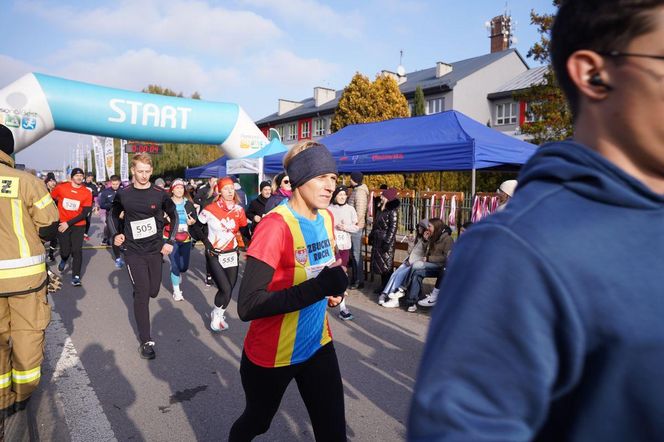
[198,199,247,252]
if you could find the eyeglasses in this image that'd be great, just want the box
[600,51,664,62]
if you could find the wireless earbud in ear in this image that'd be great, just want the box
[589,74,614,91]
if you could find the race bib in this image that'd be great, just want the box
[218,251,238,268]
[304,258,334,280]
[336,230,351,250]
[62,198,80,211]
[130,217,157,239]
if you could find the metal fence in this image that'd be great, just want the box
[366,189,490,237]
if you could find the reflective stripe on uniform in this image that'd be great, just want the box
[0,262,45,279]
[0,254,46,270]
[0,371,11,388]
[12,367,41,384]
[11,199,30,258]
[34,193,54,209]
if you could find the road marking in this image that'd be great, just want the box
[44,309,117,442]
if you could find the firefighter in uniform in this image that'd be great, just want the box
[0,148,59,425]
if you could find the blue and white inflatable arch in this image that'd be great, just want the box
[0,73,284,158]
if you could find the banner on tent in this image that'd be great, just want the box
[104,137,115,178]
[86,148,92,174]
[92,136,106,182]
[120,139,129,182]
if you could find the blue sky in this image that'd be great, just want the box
[1,0,557,170]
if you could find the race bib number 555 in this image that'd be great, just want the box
[218,251,238,268]
[130,217,157,239]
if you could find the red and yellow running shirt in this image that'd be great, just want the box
[51,181,93,226]
[244,203,337,368]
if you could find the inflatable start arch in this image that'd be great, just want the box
[0,73,284,158]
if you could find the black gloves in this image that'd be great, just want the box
[313,266,348,297]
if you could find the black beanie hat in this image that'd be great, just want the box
[259,180,271,191]
[350,171,363,185]
[70,167,84,177]
[332,185,348,204]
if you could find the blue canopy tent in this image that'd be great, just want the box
[184,156,226,179]
[265,110,537,192]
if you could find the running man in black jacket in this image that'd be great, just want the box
[110,154,178,360]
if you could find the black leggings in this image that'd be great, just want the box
[205,253,238,309]
[58,225,85,276]
[125,253,162,343]
[229,343,346,441]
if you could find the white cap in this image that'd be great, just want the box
[498,179,518,197]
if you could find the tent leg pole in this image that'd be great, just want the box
[471,168,476,196]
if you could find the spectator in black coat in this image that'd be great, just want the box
[246,180,272,236]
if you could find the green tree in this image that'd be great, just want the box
[413,86,426,116]
[514,0,572,144]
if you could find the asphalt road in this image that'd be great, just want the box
[24,218,433,441]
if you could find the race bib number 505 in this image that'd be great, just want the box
[130,217,157,240]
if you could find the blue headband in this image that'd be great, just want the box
[286,145,338,188]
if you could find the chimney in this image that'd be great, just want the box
[313,87,336,107]
[435,62,453,78]
[489,14,512,53]
[381,70,407,85]
[278,99,302,116]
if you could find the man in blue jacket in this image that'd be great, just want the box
[409,1,664,441]
[99,175,124,268]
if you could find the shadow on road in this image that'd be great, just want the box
[79,343,141,440]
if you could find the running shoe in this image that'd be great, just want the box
[139,341,156,360]
[101,238,109,246]
[58,259,66,272]
[378,293,387,305]
[407,304,418,313]
[388,287,406,300]
[48,252,55,262]
[172,287,184,302]
[83,234,90,241]
[210,308,228,332]
[71,276,82,287]
[205,275,213,287]
[115,257,125,269]
[382,298,400,308]
[418,292,438,308]
[338,310,354,321]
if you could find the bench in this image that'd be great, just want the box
[361,235,410,281]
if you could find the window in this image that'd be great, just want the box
[287,123,297,141]
[277,125,285,140]
[495,102,518,125]
[524,102,542,123]
[314,118,326,137]
[301,120,311,139]
[426,98,443,115]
